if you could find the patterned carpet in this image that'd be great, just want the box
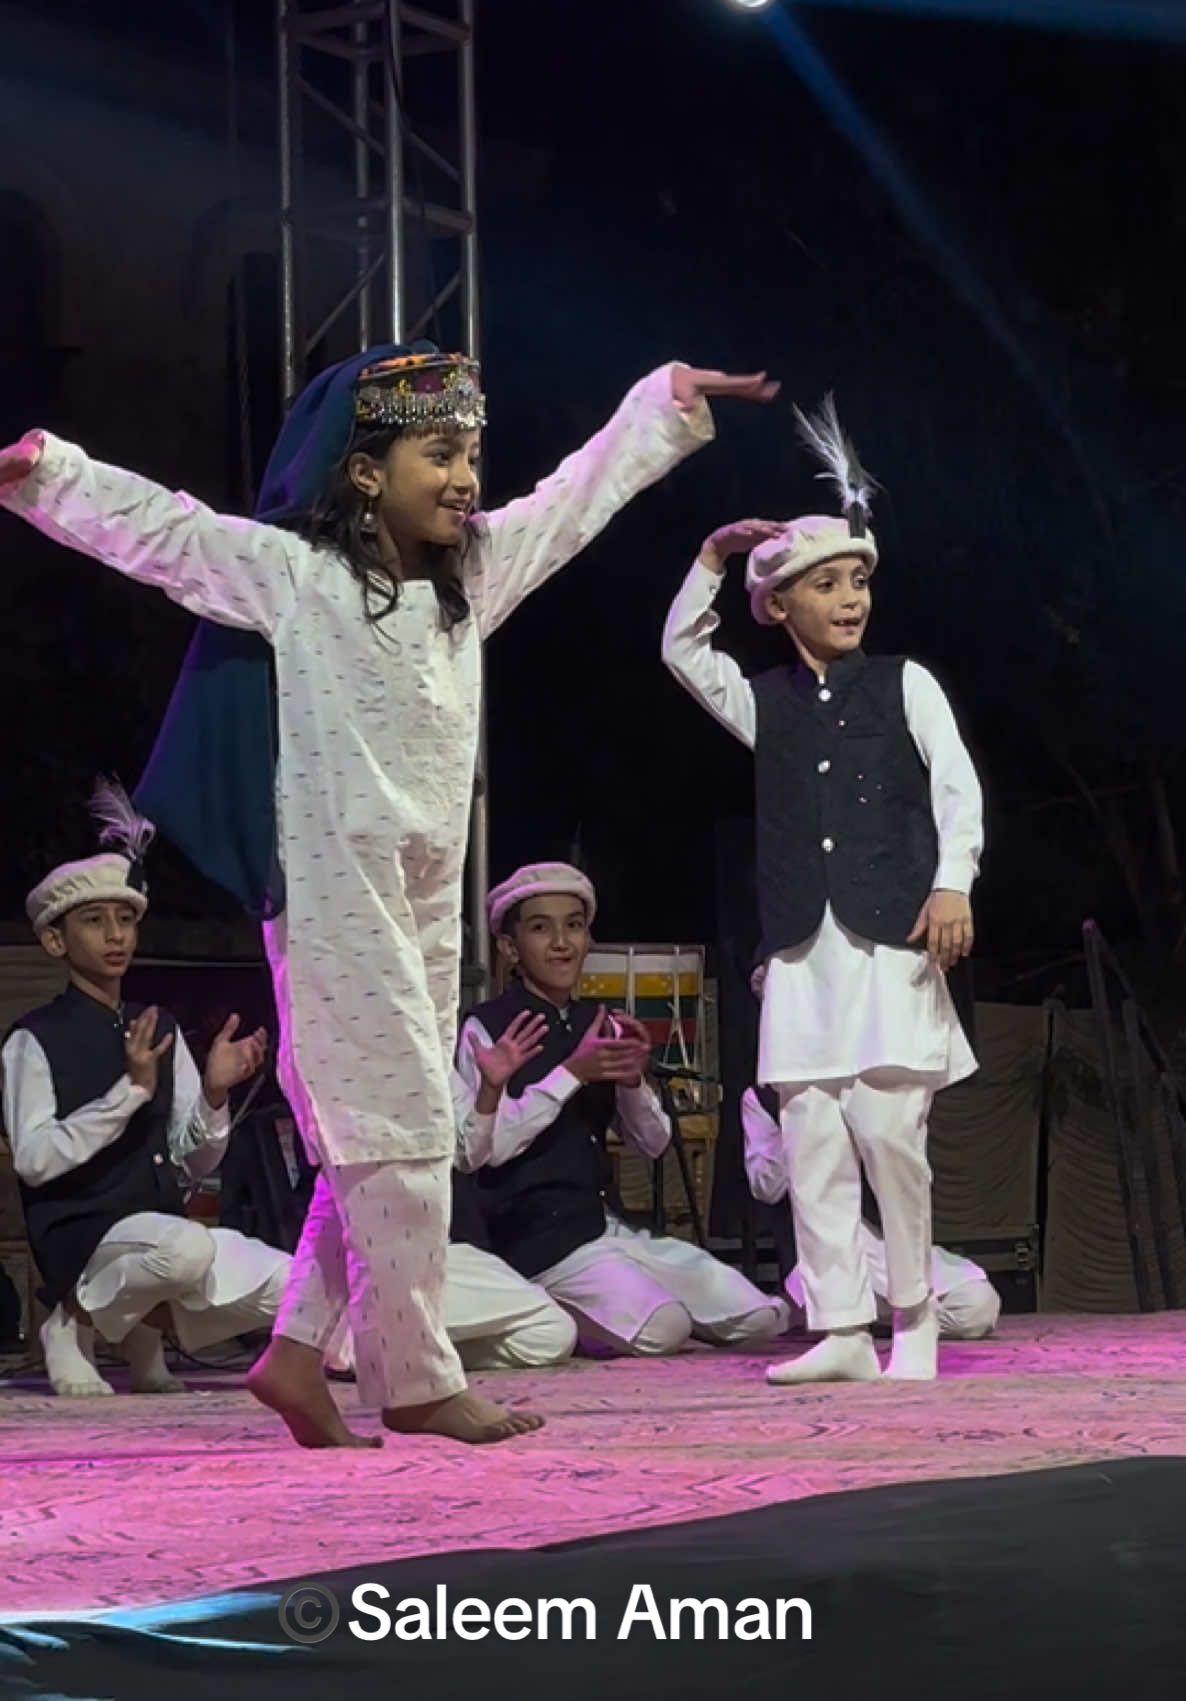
[2,1313,1184,1617]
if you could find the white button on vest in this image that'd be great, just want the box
[822,837,835,853]
[153,1153,164,1166]
[818,688,832,702]
[818,759,831,774]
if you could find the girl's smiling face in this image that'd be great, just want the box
[350,427,482,562]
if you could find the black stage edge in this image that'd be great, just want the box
[4,1459,1186,1699]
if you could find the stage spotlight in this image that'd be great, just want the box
[727,1,774,10]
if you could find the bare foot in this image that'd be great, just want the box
[383,1390,544,1444]
[41,1306,113,1398]
[246,1338,381,1449]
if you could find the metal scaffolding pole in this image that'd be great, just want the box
[275,0,490,993]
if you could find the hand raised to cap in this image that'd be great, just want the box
[699,517,786,574]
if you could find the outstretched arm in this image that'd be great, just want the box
[0,433,303,638]
[470,366,778,638]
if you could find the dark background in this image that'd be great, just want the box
[2,0,1185,1021]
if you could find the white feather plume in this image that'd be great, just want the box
[792,393,876,525]
[89,776,156,861]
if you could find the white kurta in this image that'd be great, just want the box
[453,1019,787,1352]
[1,1021,287,1349]
[662,560,981,1088]
[2,369,714,1171]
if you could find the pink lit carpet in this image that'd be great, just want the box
[2,1313,1184,1618]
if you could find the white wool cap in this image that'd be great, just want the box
[488,862,597,935]
[26,854,148,937]
[745,515,878,625]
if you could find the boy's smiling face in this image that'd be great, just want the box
[766,556,873,665]
[500,894,591,1004]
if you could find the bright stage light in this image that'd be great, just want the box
[727,1,774,11]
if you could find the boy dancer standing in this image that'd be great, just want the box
[662,399,983,1383]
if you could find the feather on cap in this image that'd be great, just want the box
[90,777,156,869]
[25,778,157,935]
[792,393,877,537]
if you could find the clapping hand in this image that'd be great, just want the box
[125,1007,174,1097]
[568,1006,651,1086]
[470,1009,549,1093]
[203,1014,268,1109]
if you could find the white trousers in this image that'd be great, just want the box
[77,1212,289,1351]
[875,1279,1000,1339]
[778,1069,934,1331]
[537,1217,787,1357]
[263,915,465,1411]
[324,1240,576,1374]
[273,1159,466,1409]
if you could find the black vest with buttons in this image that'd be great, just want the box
[469,984,620,1280]
[752,651,937,956]
[7,986,183,1306]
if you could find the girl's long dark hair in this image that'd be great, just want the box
[289,425,471,632]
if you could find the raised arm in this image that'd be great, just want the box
[0,432,304,638]
[469,366,779,638]
[1,1028,147,1188]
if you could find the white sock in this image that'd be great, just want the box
[41,1305,114,1398]
[123,1324,186,1394]
[766,1326,880,1386]
[885,1295,939,1381]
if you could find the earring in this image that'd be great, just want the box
[360,495,379,536]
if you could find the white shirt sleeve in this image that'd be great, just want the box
[166,1031,231,1182]
[452,1016,580,1170]
[661,559,757,747]
[469,365,714,640]
[0,1028,150,1187]
[611,1082,671,1160]
[902,661,984,896]
[1,431,304,639]
[740,1087,788,1206]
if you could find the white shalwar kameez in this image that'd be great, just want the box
[1,1026,288,1351]
[663,560,983,1331]
[3,368,712,1406]
[454,1018,788,1355]
[740,1087,1000,1339]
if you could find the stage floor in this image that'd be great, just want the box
[2,1312,1184,1619]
